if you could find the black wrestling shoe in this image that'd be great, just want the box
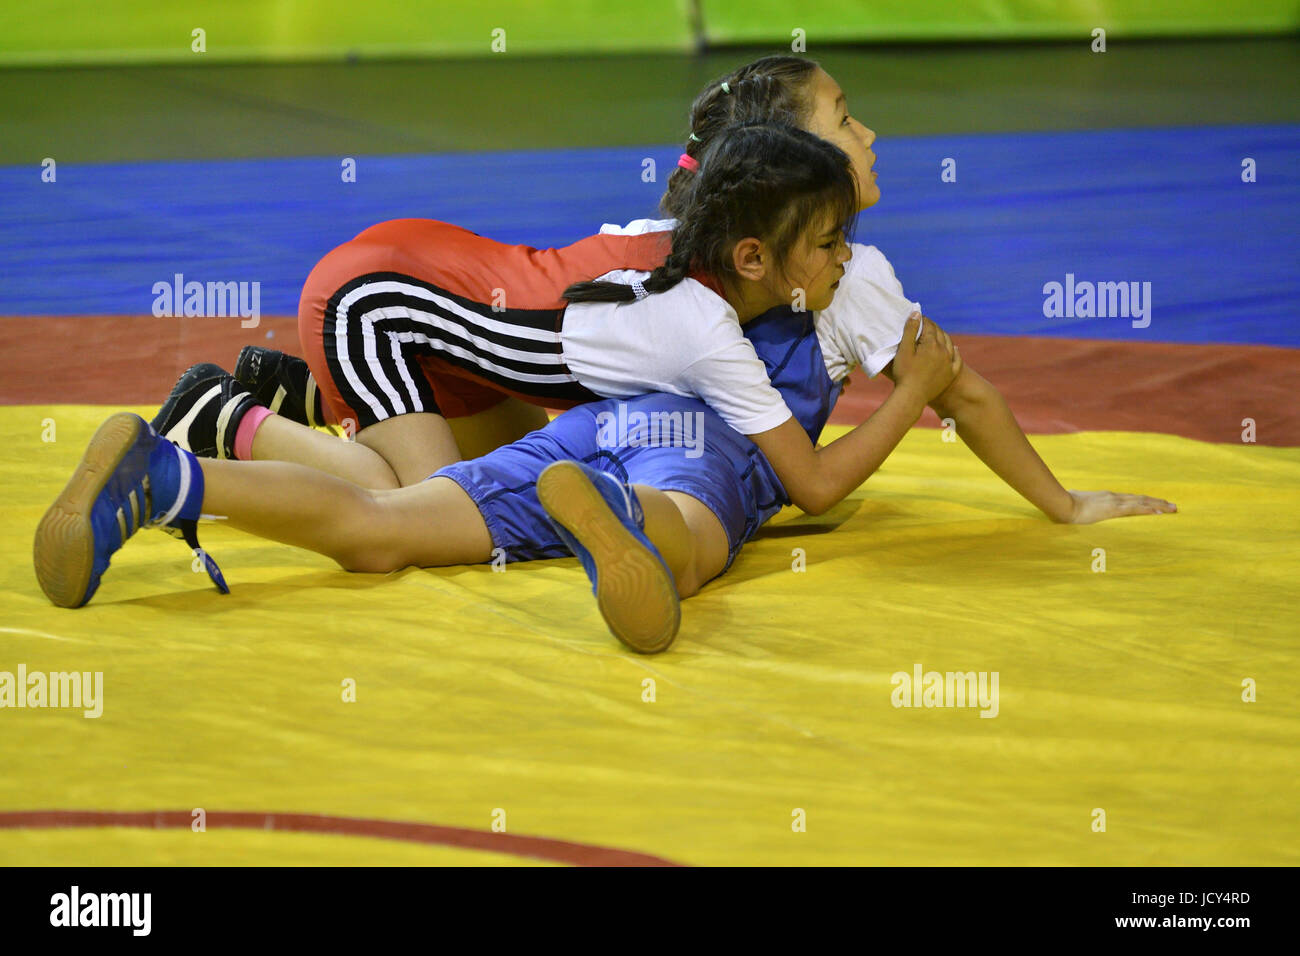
[151,363,259,460]
[234,346,324,427]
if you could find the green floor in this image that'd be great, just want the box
[1,38,1297,163]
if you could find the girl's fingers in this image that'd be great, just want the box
[1130,494,1177,514]
[903,313,922,348]
[1082,491,1178,519]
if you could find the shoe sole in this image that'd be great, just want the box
[536,461,680,654]
[33,412,142,608]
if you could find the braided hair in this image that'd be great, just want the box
[563,122,857,305]
[662,56,820,219]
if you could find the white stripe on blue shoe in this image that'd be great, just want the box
[536,460,680,654]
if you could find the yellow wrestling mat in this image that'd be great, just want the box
[2,405,1297,865]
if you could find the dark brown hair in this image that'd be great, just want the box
[563,122,856,305]
[661,56,821,219]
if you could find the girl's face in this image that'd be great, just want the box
[802,68,878,212]
[770,212,853,313]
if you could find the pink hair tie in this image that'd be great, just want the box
[677,153,700,172]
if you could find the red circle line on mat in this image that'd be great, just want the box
[0,810,682,867]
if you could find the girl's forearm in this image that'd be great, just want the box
[809,383,929,513]
[942,390,1074,522]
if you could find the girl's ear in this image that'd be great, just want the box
[731,237,768,282]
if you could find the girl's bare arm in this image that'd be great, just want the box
[748,315,957,515]
[895,359,1177,524]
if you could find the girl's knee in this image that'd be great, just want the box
[336,546,405,574]
[359,462,401,491]
[674,567,702,599]
[332,491,407,572]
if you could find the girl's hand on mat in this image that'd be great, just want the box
[893,313,961,405]
[1063,490,1178,524]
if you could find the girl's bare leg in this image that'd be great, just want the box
[198,459,492,572]
[248,394,549,491]
[250,412,463,490]
[199,457,726,595]
[355,413,465,487]
[633,487,730,597]
[448,397,551,460]
[250,415,402,489]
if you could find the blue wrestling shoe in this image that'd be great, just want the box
[34,413,228,608]
[536,460,680,654]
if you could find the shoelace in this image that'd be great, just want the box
[112,474,229,594]
[161,519,230,595]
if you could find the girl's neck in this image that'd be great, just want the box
[717,275,779,325]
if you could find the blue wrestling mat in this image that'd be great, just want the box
[1,124,1296,346]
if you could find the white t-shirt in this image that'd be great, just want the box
[559,219,795,436]
[815,243,924,382]
[559,219,923,434]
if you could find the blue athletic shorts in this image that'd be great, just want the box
[434,392,789,572]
